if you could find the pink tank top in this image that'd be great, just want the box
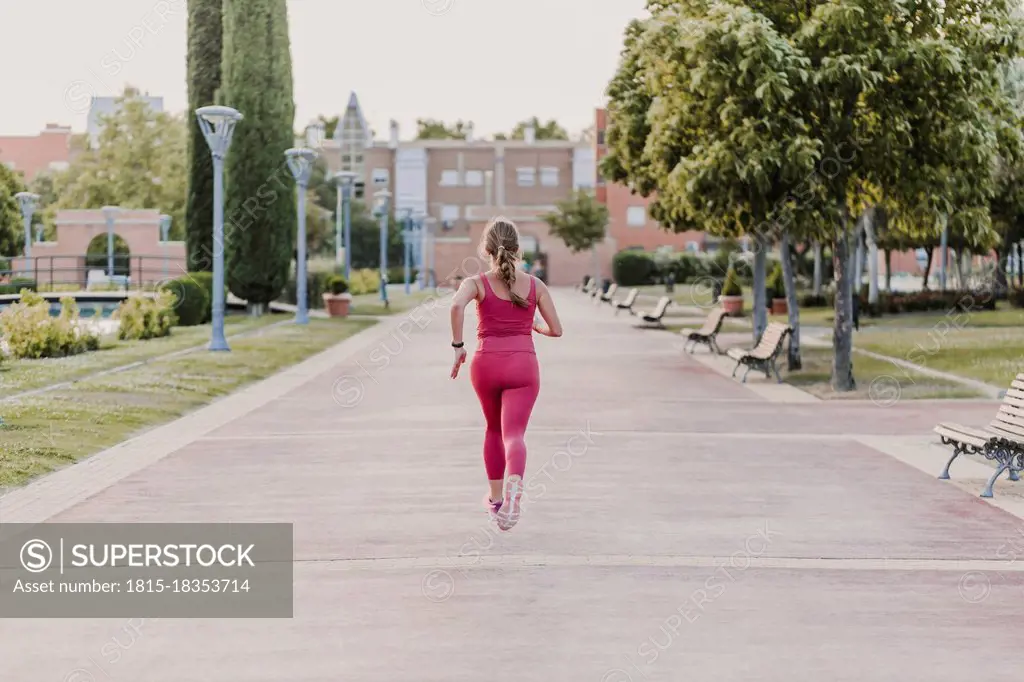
[475,274,537,354]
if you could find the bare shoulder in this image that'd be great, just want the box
[533,276,551,296]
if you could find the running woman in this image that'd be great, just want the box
[449,218,563,531]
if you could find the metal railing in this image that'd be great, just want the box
[0,255,188,291]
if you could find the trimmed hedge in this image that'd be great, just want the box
[185,271,218,323]
[0,278,38,295]
[1010,288,1024,309]
[613,250,658,286]
[161,277,210,326]
[860,289,998,317]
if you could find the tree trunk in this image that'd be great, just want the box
[831,206,856,392]
[884,249,892,291]
[922,246,934,291]
[1011,241,1019,286]
[994,245,1008,296]
[853,212,865,298]
[863,207,879,305]
[781,232,801,370]
[751,235,768,344]
[952,249,964,291]
[812,241,823,296]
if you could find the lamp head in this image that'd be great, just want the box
[195,105,243,156]
[333,170,358,188]
[285,147,318,185]
[15,192,39,218]
[195,105,243,126]
[101,206,121,222]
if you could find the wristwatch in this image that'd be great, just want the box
[452,342,465,349]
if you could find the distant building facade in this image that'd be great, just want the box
[316,93,613,286]
[0,124,75,181]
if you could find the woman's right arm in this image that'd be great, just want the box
[533,279,563,338]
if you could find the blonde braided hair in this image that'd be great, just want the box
[481,217,528,308]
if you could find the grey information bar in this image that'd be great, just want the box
[0,523,293,618]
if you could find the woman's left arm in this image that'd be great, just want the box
[449,278,477,378]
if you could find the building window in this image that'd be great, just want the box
[626,206,646,227]
[516,167,536,187]
[372,168,389,185]
[597,130,605,145]
[440,170,460,186]
[465,170,484,187]
[441,204,460,222]
[540,167,559,187]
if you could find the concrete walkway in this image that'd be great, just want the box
[2,289,1023,681]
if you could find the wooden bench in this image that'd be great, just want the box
[683,307,728,355]
[599,283,619,305]
[637,296,672,328]
[614,288,638,316]
[725,322,791,383]
[934,374,1024,498]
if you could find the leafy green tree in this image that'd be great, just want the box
[542,190,608,253]
[602,0,1021,390]
[317,114,340,139]
[0,163,27,257]
[415,119,472,140]
[28,172,59,241]
[220,0,296,311]
[496,117,569,141]
[185,0,224,271]
[56,88,186,237]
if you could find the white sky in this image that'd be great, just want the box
[0,0,648,138]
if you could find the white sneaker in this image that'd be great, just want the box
[495,475,524,531]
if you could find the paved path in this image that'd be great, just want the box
[2,289,1023,681]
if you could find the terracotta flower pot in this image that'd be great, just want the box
[322,292,352,318]
[720,295,744,317]
[771,298,788,315]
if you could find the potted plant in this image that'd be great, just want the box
[322,275,352,317]
[769,264,788,315]
[720,266,744,316]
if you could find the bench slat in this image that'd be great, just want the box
[988,425,1024,447]
[726,348,746,361]
[990,417,1024,439]
[1012,379,1024,391]
[934,423,992,448]
[998,404,1024,423]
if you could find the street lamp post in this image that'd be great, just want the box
[333,171,357,279]
[374,189,392,307]
[400,208,414,295]
[195,104,243,352]
[285,147,318,325]
[422,217,437,289]
[101,206,120,278]
[15,192,38,279]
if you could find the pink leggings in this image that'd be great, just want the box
[470,351,540,480]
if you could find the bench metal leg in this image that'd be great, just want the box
[772,358,783,384]
[938,450,960,480]
[982,463,1009,498]
[741,365,752,383]
[1009,469,1021,482]
[731,361,740,378]
[710,337,722,355]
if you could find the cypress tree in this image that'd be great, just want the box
[221,0,296,309]
[184,0,223,272]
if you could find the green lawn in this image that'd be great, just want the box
[855,327,1024,388]
[783,346,984,400]
[349,289,441,316]
[0,318,375,489]
[0,314,285,395]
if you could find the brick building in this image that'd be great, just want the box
[316,94,612,287]
[0,124,75,182]
[593,108,707,256]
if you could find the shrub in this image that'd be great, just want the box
[659,253,703,284]
[116,292,176,341]
[161,277,209,327]
[349,268,380,295]
[0,257,9,273]
[799,293,829,308]
[386,267,418,285]
[767,264,786,299]
[0,290,99,359]
[326,275,349,295]
[0,278,38,295]
[186,271,217,323]
[612,250,658,286]
[721,267,743,297]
